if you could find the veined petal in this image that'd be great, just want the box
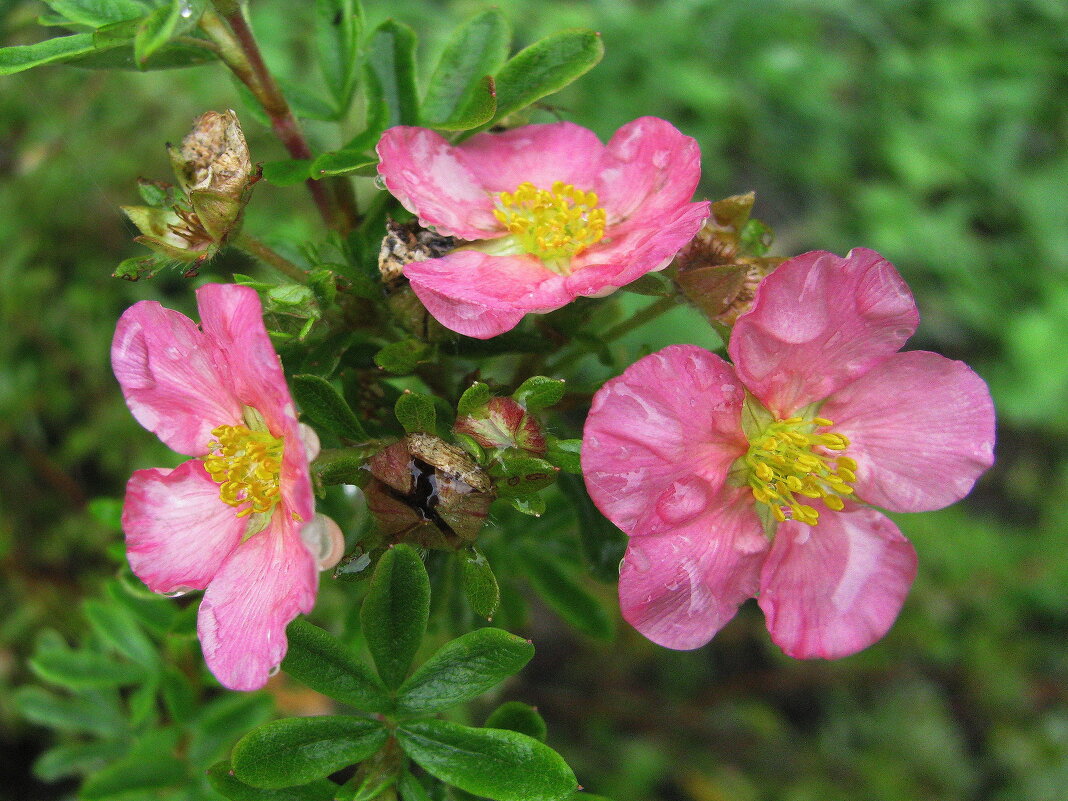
[112,300,242,455]
[583,345,748,537]
[376,126,499,239]
[459,121,605,195]
[819,350,996,512]
[759,505,917,659]
[729,249,919,418]
[197,516,318,691]
[619,487,767,649]
[123,460,246,594]
[594,116,703,224]
[405,250,571,339]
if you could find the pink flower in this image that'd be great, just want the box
[376,117,710,338]
[112,284,335,690]
[582,249,995,658]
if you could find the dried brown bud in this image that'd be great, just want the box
[171,110,254,200]
[378,219,455,287]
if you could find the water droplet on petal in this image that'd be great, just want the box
[373,174,388,190]
[161,587,193,598]
[267,664,280,678]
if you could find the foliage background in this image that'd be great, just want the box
[1,0,1066,799]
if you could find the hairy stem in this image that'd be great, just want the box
[235,232,308,283]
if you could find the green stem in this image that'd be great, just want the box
[547,295,679,373]
[234,232,308,283]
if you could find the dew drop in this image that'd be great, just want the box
[373,174,387,190]
[267,664,280,678]
[179,0,193,17]
[162,588,191,598]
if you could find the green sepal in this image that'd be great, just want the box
[189,187,243,242]
[231,716,389,789]
[485,701,547,743]
[207,761,339,801]
[493,29,604,122]
[397,719,578,801]
[361,544,430,689]
[291,374,369,442]
[491,452,558,498]
[367,18,419,127]
[395,390,437,434]
[282,618,391,712]
[511,376,566,411]
[375,338,432,374]
[395,628,532,716]
[421,9,509,128]
[459,546,500,618]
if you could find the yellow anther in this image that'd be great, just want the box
[744,414,857,526]
[203,423,284,516]
[492,181,606,268]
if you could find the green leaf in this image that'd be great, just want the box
[623,272,675,297]
[68,40,217,69]
[43,0,147,26]
[485,701,547,743]
[459,546,500,618]
[457,381,491,417]
[396,628,532,715]
[510,494,546,517]
[394,390,437,435]
[367,19,419,127]
[134,0,181,66]
[232,716,388,789]
[12,687,124,737]
[312,447,376,486]
[33,740,128,782]
[208,762,340,801]
[189,692,275,767]
[127,673,158,725]
[398,772,432,801]
[262,159,313,186]
[522,546,613,640]
[426,75,496,131]
[337,771,396,801]
[161,665,196,723]
[310,149,378,179]
[316,0,362,111]
[512,376,566,410]
[0,33,96,75]
[494,29,604,122]
[422,9,509,128]
[292,374,369,441]
[398,720,577,801]
[83,598,157,666]
[282,619,390,711]
[557,474,626,583]
[361,544,430,689]
[374,338,432,374]
[81,747,186,799]
[545,437,582,474]
[107,577,176,634]
[492,452,558,498]
[30,647,147,688]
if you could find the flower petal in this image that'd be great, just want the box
[197,516,318,691]
[123,460,246,594]
[759,505,917,659]
[376,126,499,239]
[594,116,704,225]
[459,121,605,195]
[195,284,314,521]
[819,350,996,512]
[112,300,242,455]
[405,250,571,339]
[582,345,748,537]
[619,487,767,649]
[729,249,919,418]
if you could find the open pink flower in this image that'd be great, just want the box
[582,249,995,658]
[112,284,335,690]
[376,117,710,338]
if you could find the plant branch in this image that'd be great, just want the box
[546,295,680,373]
[234,232,308,283]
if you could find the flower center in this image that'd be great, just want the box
[493,181,606,264]
[203,423,284,517]
[745,416,856,526]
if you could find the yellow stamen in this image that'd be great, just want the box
[744,415,855,526]
[203,423,285,516]
[492,181,606,270]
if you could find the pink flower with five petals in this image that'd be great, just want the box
[112,284,331,690]
[376,117,710,338]
[582,249,996,658]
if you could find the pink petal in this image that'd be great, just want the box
[759,505,917,659]
[818,350,996,512]
[112,300,242,455]
[376,127,499,239]
[729,249,919,418]
[593,116,704,225]
[198,516,318,691]
[459,122,605,195]
[582,345,748,537]
[619,487,768,649]
[405,250,572,339]
[568,201,710,296]
[123,460,246,594]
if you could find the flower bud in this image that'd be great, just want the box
[454,396,546,456]
[365,433,493,549]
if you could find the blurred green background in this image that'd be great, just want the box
[2,0,1066,799]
